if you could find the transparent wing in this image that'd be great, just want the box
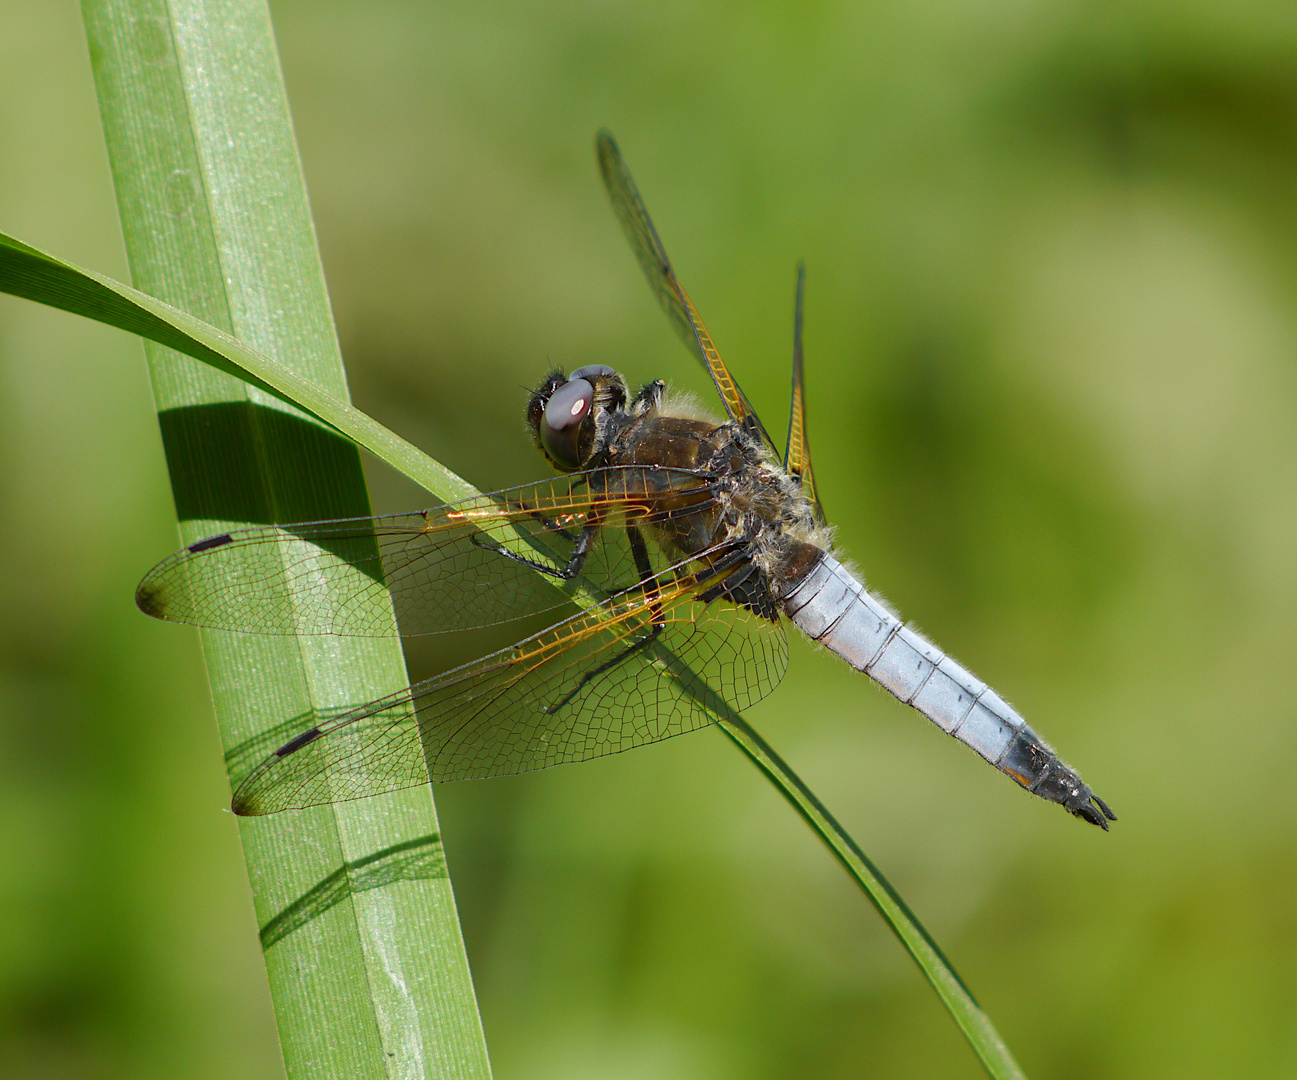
[784,262,825,521]
[596,130,779,456]
[230,549,789,813]
[136,466,720,637]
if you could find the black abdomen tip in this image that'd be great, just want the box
[1071,792,1117,830]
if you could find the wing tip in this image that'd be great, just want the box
[596,128,619,175]
[230,770,270,816]
[135,575,171,620]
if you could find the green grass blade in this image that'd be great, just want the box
[78,2,491,1077]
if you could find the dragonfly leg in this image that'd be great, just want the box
[470,521,600,580]
[545,526,665,715]
[627,524,666,622]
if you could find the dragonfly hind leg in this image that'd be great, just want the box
[545,526,665,715]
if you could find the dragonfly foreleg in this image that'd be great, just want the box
[470,521,599,580]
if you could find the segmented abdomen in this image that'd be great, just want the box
[780,553,1112,827]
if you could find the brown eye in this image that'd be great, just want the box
[540,377,594,470]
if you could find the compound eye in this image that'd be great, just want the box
[541,377,594,470]
[570,364,619,382]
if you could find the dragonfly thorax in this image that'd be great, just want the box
[537,369,832,623]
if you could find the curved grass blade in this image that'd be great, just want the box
[0,228,473,506]
[718,715,1027,1080]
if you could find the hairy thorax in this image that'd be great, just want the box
[606,406,830,614]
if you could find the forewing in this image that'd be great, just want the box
[596,130,779,456]
[231,554,789,813]
[136,467,719,637]
[784,262,825,521]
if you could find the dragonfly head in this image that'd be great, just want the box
[528,365,628,471]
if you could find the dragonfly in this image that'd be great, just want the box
[137,131,1115,829]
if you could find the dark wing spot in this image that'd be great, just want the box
[188,533,234,554]
[277,728,322,757]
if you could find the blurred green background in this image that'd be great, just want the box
[4,1,1297,1077]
